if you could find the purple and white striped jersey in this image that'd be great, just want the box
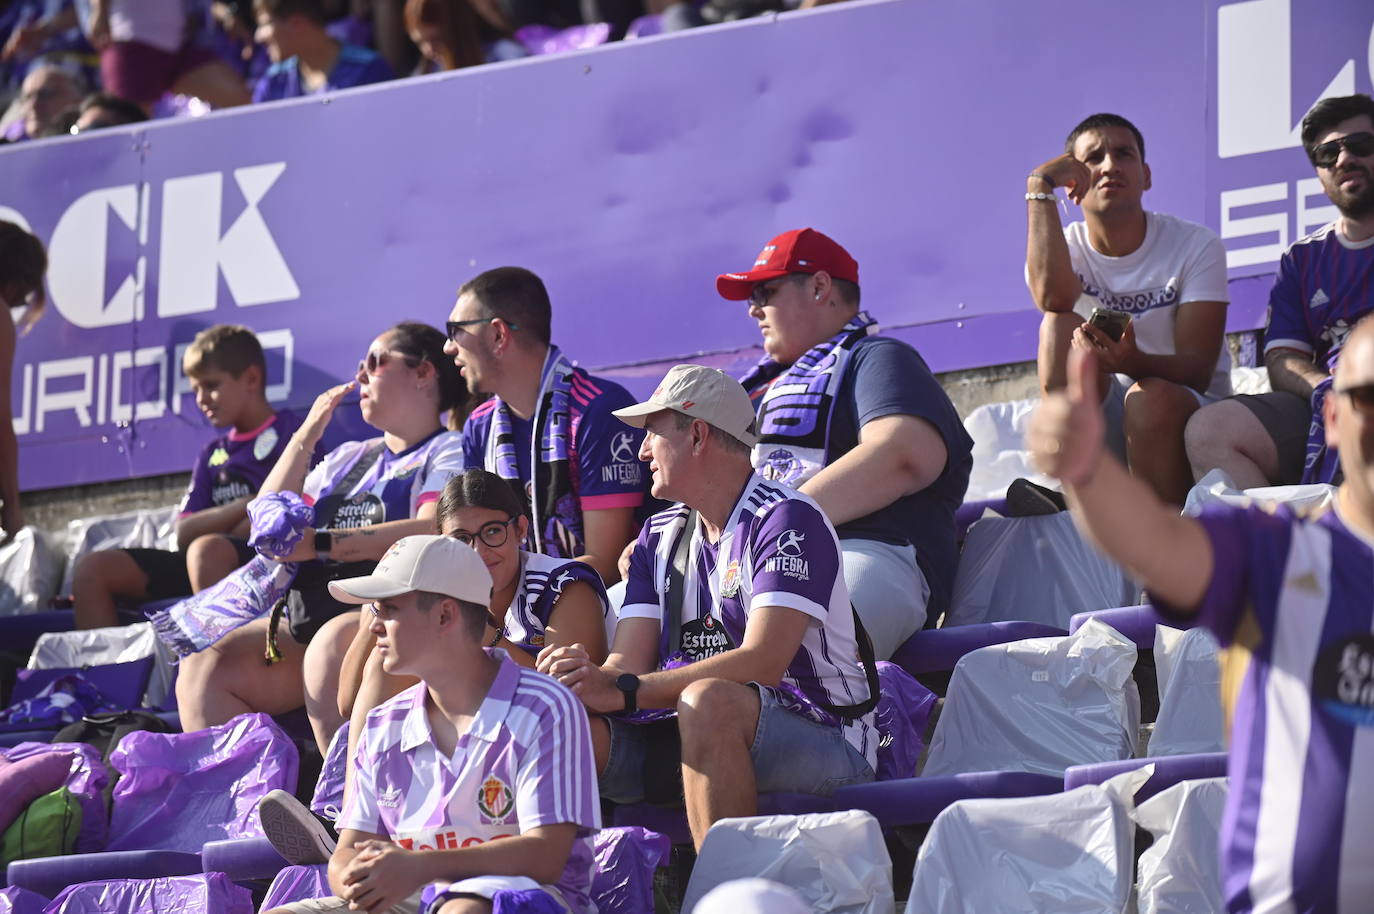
[1264,222,1374,371]
[302,431,465,528]
[338,653,602,913]
[500,551,608,656]
[621,473,877,768]
[1153,501,1374,913]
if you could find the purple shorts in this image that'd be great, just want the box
[101,39,220,104]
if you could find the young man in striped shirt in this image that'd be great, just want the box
[1029,315,1374,913]
[264,535,601,914]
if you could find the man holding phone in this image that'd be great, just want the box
[1026,113,1231,505]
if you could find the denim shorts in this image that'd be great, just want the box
[599,683,875,805]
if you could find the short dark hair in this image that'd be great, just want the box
[183,324,266,379]
[0,221,47,331]
[78,92,149,126]
[253,0,327,24]
[436,468,527,530]
[1301,94,1374,163]
[414,590,489,639]
[1064,113,1146,163]
[386,321,470,424]
[457,266,553,346]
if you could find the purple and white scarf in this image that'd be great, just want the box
[740,311,878,486]
[486,346,579,558]
[1301,376,1341,485]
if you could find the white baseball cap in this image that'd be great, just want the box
[327,535,493,607]
[613,364,759,447]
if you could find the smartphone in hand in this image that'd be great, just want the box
[1087,307,1131,343]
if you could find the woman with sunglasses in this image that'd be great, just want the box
[0,222,46,547]
[177,321,470,754]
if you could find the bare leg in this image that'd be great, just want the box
[1184,399,1280,489]
[1123,378,1203,507]
[185,533,245,592]
[1038,311,1084,395]
[589,715,610,773]
[678,678,762,850]
[303,611,363,756]
[170,60,251,108]
[175,616,308,732]
[71,550,149,629]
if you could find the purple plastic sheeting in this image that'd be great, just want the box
[105,713,298,853]
[247,492,315,560]
[0,750,73,833]
[514,23,611,54]
[3,742,109,853]
[873,662,937,781]
[624,13,663,38]
[42,873,253,914]
[590,827,671,914]
[260,864,331,910]
[0,886,49,914]
[311,720,348,817]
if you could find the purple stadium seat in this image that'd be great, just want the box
[612,771,1063,844]
[889,621,1066,677]
[1068,604,1192,648]
[0,610,74,656]
[5,850,202,900]
[955,497,1007,542]
[1063,752,1228,805]
[11,658,154,710]
[200,837,288,882]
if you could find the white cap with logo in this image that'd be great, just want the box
[612,364,759,447]
[327,534,493,608]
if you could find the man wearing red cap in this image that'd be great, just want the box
[716,228,972,655]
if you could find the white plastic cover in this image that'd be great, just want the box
[923,618,1141,777]
[0,527,64,616]
[946,511,1136,629]
[1134,778,1228,914]
[29,621,177,708]
[59,504,179,596]
[1148,625,1225,757]
[1183,468,1336,519]
[962,398,1055,501]
[905,781,1135,914]
[682,811,894,914]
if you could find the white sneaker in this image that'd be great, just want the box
[258,789,338,865]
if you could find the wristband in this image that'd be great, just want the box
[1028,171,1056,188]
[1025,192,1058,202]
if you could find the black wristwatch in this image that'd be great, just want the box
[615,673,640,714]
[313,530,333,561]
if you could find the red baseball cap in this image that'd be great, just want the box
[716,228,860,301]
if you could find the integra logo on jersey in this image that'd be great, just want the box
[1314,635,1374,726]
[764,529,809,580]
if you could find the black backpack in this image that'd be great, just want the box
[53,710,174,810]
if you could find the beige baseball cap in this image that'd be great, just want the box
[613,364,759,447]
[327,535,493,607]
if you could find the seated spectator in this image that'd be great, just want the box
[260,535,601,914]
[540,365,877,850]
[715,228,970,655]
[1027,113,1230,506]
[1186,94,1374,488]
[175,322,466,755]
[253,0,393,103]
[6,1,251,111]
[68,90,147,132]
[1026,315,1374,913]
[3,61,84,141]
[405,0,526,72]
[0,220,46,545]
[71,325,298,629]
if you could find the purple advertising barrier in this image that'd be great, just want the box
[0,0,1368,492]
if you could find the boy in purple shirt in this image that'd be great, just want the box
[70,325,300,629]
[539,365,876,850]
[1028,316,1374,913]
[251,0,392,103]
[264,534,601,914]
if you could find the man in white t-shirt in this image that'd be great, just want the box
[1026,112,1231,505]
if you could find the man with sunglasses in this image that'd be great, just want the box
[714,228,971,655]
[1186,94,1374,489]
[1026,312,1374,913]
[444,266,647,585]
[1027,113,1231,506]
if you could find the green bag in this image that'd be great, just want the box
[0,786,82,868]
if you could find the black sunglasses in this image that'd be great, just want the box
[1337,383,1374,413]
[1310,131,1374,168]
[446,317,519,341]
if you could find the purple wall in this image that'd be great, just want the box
[2,0,1370,490]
